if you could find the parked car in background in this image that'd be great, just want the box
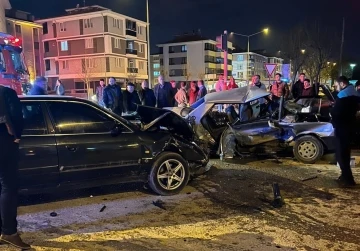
[18,96,208,196]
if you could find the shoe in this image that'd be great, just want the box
[337,175,357,187]
[0,233,31,250]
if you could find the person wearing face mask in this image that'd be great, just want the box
[138,80,156,107]
[331,76,360,187]
[123,82,141,114]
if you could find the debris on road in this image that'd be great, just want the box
[301,175,318,182]
[50,212,57,217]
[153,200,167,210]
[271,183,284,208]
[100,205,106,212]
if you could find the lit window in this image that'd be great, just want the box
[154,71,160,76]
[139,61,144,70]
[84,19,93,29]
[61,41,68,51]
[86,58,95,68]
[153,63,160,68]
[85,38,94,48]
[59,23,66,32]
[181,45,187,52]
[137,26,142,35]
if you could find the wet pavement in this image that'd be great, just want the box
[1,158,360,251]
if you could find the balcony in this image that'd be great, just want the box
[126,48,138,55]
[127,67,138,73]
[126,29,137,37]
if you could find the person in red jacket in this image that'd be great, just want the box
[188,81,199,105]
[227,77,238,90]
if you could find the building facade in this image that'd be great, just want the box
[36,5,148,91]
[5,9,44,82]
[150,53,161,86]
[152,34,233,88]
[232,51,284,83]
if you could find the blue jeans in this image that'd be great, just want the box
[0,128,19,235]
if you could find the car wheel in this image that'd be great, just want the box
[148,152,190,196]
[293,135,324,164]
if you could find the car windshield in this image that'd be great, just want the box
[7,46,27,73]
[0,50,5,72]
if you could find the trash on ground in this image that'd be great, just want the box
[100,205,106,212]
[50,212,57,217]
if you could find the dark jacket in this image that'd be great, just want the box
[301,87,314,97]
[29,85,47,95]
[291,80,304,99]
[123,90,141,113]
[154,82,173,108]
[331,86,360,130]
[171,87,178,106]
[54,84,65,95]
[0,86,23,140]
[138,88,156,107]
[103,84,123,115]
[197,86,207,101]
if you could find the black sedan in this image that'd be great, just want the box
[18,96,208,196]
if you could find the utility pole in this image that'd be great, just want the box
[340,17,345,76]
[146,0,152,87]
[223,30,228,82]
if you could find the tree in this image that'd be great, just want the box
[197,70,205,80]
[159,66,168,79]
[77,58,97,98]
[183,63,192,82]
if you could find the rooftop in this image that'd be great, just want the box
[160,31,211,44]
[65,5,109,15]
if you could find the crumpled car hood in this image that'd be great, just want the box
[135,105,194,140]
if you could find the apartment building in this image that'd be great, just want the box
[232,49,284,83]
[36,5,148,91]
[5,9,44,82]
[150,53,161,86]
[152,33,233,88]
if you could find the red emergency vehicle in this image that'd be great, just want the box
[0,32,28,95]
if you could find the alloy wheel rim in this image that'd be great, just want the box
[298,141,317,159]
[157,159,185,191]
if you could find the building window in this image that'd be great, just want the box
[33,28,38,36]
[84,19,93,29]
[154,71,160,77]
[42,22,48,34]
[115,58,123,68]
[181,57,187,64]
[139,44,145,53]
[139,61,144,70]
[45,59,50,71]
[137,26,142,35]
[128,59,135,68]
[169,46,174,53]
[15,24,21,33]
[114,38,121,48]
[160,59,163,65]
[44,41,49,52]
[153,63,160,68]
[59,22,66,32]
[60,41,68,51]
[85,38,93,48]
[34,42,39,50]
[86,58,95,68]
[181,45,187,52]
[62,61,69,69]
[237,55,244,61]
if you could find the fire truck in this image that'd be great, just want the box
[0,32,28,95]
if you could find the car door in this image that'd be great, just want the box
[46,100,143,184]
[18,101,59,189]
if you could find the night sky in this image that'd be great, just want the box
[10,0,360,61]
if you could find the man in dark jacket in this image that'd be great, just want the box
[331,76,360,186]
[138,80,156,107]
[103,77,123,116]
[0,86,30,249]
[291,73,305,99]
[123,82,141,113]
[154,75,173,108]
[197,80,207,101]
[29,76,47,95]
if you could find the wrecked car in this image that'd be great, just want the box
[18,96,208,196]
[164,85,336,164]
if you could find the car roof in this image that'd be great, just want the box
[204,86,270,104]
[19,95,88,102]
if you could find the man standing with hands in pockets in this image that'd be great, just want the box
[0,85,30,249]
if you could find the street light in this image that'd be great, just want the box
[350,63,356,78]
[231,28,269,80]
[301,49,305,54]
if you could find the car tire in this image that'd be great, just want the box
[293,135,324,164]
[148,152,190,196]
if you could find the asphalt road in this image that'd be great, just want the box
[1,158,360,251]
